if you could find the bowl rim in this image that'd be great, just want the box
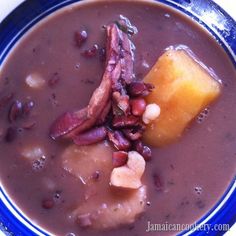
[0,0,235,235]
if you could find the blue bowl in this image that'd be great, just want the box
[0,0,235,235]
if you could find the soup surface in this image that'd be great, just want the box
[0,0,236,235]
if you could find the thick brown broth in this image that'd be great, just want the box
[0,0,236,235]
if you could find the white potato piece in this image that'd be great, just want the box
[21,145,47,171]
[21,146,45,161]
[25,73,45,89]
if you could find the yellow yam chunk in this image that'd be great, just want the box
[143,49,221,147]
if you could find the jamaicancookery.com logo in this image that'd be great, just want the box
[145,221,231,233]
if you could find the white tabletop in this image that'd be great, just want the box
[0,0,235,236]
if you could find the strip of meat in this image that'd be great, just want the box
[50,23,134,140]
[120,30,134,84]
[96,101,111,125]
[50,108,88,140]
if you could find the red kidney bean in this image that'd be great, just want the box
[133,140,152,161]
[112,151,128,167]
[42,199,54,209]
[73,126,107,146]
[5,127,17,142]
[22,100,34,116]
[75,30,88,47]
[112,115,139,128]
[8,100,23,122]
[153,173,163,192]
[127,81,146,96]
[141,145,152,161]
[128,81,154,97]
[108,130,130,151]
[134,139,143,152]
[91,170,100,180]
[130,98,146,116]
[81,44,98,58]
